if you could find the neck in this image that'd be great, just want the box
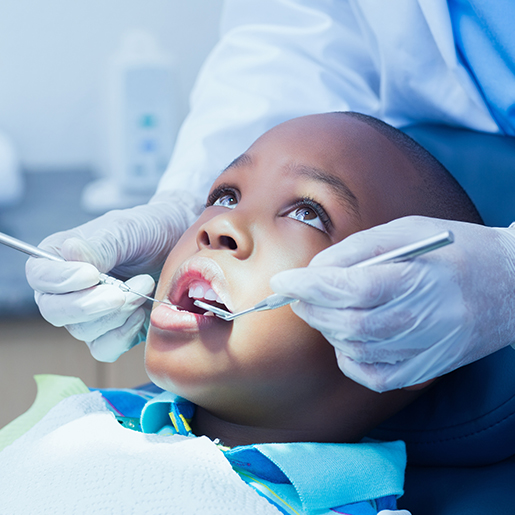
[190,398,371,448]
[188,382,423,448]
[192,409,327,447]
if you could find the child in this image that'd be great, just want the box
[143,112,482,512]
[0,112,482,514]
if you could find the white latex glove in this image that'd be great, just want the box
[270,216,515,392]
[26,191,202,362]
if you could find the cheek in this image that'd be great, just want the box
[230,305,337,379]
[256,222,330,277]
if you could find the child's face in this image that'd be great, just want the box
[146,114,422,421]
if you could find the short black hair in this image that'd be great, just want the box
[342,111,484,225]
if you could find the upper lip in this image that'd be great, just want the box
[165,256,233,313]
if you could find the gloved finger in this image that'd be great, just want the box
[290,298,417,347]
[35,231,112,271]
[35,285,126,327]
[64,293,146,342]
[35,274,155,328]
[38,194,200,279]
[124,274,156,297]
[295,296,465,366]
[36,221,123,274]
[335,352,410,392]
[271,263,410,308]
[63,275,155,341]
[26,257,100,294]
[59,237,112,270]
[87,307,148,363]
[335,338,453,392]
[331,287,466,364]
[310,216,439,268]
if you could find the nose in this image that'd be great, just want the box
[196,212,253,259]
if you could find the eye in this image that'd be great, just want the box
[286,198,331,233]
[213,193,238,208]
[206,186,239,209]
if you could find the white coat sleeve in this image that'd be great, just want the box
[156,0,380,204]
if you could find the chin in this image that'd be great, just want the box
[144,365,184,396]
[144,343,213,400]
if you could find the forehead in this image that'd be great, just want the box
[224,152,360,218]
[223,114,377,185]
[220,114,422,229]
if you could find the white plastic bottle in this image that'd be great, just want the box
[82,30,179,213]
[0,132,23,207]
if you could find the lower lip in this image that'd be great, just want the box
[150,303,226,332]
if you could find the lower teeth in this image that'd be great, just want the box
[164,303,217,316]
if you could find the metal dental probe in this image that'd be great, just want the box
[194,230,454,321]
[0,231,174,306]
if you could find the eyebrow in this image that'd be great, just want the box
[288,163,360,219]
[223,153,253,172]
[222,153,360,218]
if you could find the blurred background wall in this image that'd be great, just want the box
[0,0,223,171]
[0,0,223,428]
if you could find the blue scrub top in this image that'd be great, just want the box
[449,0,515,136]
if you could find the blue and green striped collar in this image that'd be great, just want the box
[140,391,406,512]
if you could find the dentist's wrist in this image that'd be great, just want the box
[149,190,205,229]
[498,223,515,350]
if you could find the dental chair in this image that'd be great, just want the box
[126,127,515,514]
[372,345,515,514]
[370,125,515,514]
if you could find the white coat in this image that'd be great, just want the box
[157,0,500,203]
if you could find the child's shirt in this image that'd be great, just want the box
[0,375,409,515]
[134,388,407,515]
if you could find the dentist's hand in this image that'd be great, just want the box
[26,191,202,362]
[271,216,515,392]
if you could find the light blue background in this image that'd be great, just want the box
[0,0,223,172]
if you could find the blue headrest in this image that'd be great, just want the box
[403,124,515,227]
[370,346,515,466]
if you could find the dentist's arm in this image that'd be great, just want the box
[271,216,515,392]
[157,0,378,197]
[26,0,377,361]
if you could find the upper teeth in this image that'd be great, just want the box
[188,282,224,304]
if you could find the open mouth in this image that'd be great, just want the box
[174,280,230,316]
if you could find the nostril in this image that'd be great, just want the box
[199,231,210,247]
[220,236,237,250]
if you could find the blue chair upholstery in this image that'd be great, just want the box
[370,347,515,514]
[371,125,515,513]
[404,124,515,227]
[371,346,515,467]
[401,454,515,515]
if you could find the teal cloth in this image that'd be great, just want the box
[449,0,515,135]
[140,392,406,512]
[140,390,184,434]
[253,441,405,511]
